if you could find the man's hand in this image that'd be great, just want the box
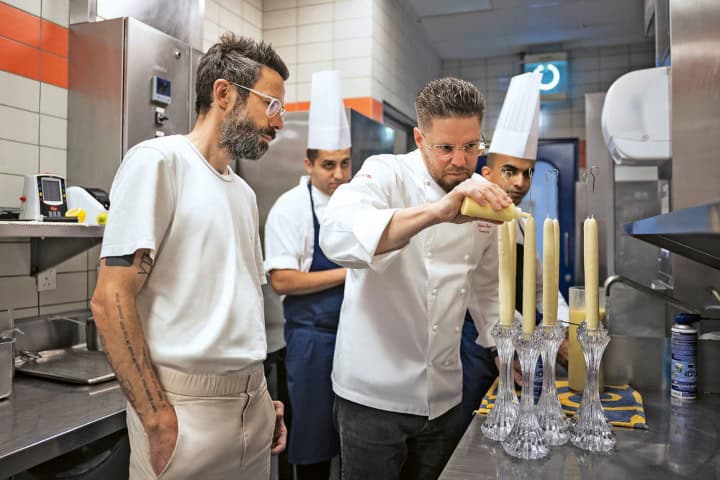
[147,409,179,476]
[271,401,287,455]
[493,355,523,386]
[433,178,512,224]
[557,338,569,369]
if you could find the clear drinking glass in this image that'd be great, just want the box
[568,287,606,392]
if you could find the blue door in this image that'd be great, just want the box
[476,139,577,299]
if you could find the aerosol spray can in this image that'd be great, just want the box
[671,313,699,401]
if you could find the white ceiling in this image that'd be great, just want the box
[398,0,650,59]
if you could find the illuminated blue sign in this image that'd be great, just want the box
[523,53,568,100]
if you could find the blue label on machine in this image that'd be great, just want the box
[671,328,697,400]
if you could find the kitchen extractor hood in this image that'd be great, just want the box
[624,200,720,270]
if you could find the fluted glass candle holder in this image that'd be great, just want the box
[536,324,570,446]
[569,322,616,452]
[481,323,519,441]
[502,328,549,460]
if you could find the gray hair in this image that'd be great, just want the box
[195,32,289,115]
[415,77,485,129]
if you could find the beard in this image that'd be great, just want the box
[436,169,472,193]
[218,103,276,161]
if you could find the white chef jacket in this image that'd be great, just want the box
[319,149,499,419]
[264,176,331,282]
[515,219,570,323]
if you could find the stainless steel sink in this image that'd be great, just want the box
[15,311,92,353]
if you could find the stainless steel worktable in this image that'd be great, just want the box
[440,391,720,479]
[0,377,126,477]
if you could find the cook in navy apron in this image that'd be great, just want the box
[283,182,344,465]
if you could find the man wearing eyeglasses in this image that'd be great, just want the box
[265,71,351,480]
[318,77,511,480]
[460,72,570,430]
[91,34,290,479]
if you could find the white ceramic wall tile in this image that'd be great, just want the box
[39,301,89,315]
[88,269,97,299]
[298,3,333,24]
[630,52,654,68]
[0,106,39,145]
[39,83,67,118]
[570,56,600,72]
[204,19,221,42]
[244,2,262,28]
[275,45,297,65]
[264,0,297,11]
[0,276,38,311]
[333,17,371,39]
[264,9,297,29]
[343,76,371,98]
[0,173,24,208]
[283,82,297,103]
[0,71,39,112]
[3,0,41,16]
[243,21,262,40]
[41,0,68,26]
[220,0,243,16]
[203,36,215,52]
[205,0,221,22]
[56,250,88,273]
[298,42,331,62]
[12,306,39,319]
[599,45,629,56]
[333,0,370,20]
[600,54,630,70]
[87,244,102,270]
[571,69,600,86]
[0,243,30,276]
[39,146,66,176]
[0,139,38,176]
[295,81,311,101]
[39,115,66,149]
[39,271,87,306]
[220,7,244,33]
[264,26,298,46]
[245,0,262,9]
[298,22,332,43]
[296,61,333,83]
[601,67,629,84]
[285,63,297,82]
[334,56,371,79]
[333,38,371,59]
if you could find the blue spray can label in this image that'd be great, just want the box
[671,317,698,401]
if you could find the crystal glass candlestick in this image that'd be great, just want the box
[481,323,519,441]
[569,322,616,452]
[502,328,549,460]
[536,324,569,446]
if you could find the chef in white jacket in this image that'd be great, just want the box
[460,72,569,429]
[319,77,512,480]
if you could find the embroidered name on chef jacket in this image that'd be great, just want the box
[477,222,493,234]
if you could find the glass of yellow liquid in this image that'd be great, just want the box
[568,287,606,393]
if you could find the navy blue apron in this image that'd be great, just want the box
[283,182,344,464]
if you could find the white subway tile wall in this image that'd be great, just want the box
[203,0,265,51]
[442,43,655,139]
[0,2,97,316]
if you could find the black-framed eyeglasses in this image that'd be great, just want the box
[228,81,286,119]
[418,129,487,160]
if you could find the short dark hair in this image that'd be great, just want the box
[195,33,289,115]
[415,77,485,130]
[306,149,320,163]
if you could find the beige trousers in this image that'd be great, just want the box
[126,363,275,480]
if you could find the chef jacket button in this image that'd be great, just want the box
[444,360,452,366]
[424,179,431,186]
[432,324,438,332]
[464,254,470,262]
[459,288,466,295]
[455,326,460,332]
[431,288,438,295]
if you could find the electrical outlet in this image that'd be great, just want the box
[37,268,57,292]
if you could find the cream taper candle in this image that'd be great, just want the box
[522,215,536,334]
[542,218,556,326]
[584,217,599,330]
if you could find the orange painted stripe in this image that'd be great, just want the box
[0,36,41,80]
[41,20,68,58]
[0,2,41,48]
[41,51,68,88]
[285,97,385,123]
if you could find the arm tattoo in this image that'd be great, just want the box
[105,254,134,267]
[138,253,154,275]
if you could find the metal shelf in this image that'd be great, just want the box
[0,222,104,274]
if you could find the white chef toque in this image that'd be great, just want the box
[307,70,351,149]
[488,72,542,160]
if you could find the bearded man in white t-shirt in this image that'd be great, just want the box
[91,33,289,480]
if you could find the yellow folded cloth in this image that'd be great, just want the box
[475,378,648,430]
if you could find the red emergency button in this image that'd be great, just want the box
[19,196,26,202]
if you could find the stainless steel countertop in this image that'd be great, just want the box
[440,391,720,479]
[0,377,126,477]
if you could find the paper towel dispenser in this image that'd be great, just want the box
[601,66,671,165]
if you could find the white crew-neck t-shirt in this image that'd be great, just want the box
[100,135,267,374]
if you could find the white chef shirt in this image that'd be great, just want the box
[101,135,267,374]
[264,176,331,282]
[319,149,500,419]
[515,219,570,323]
